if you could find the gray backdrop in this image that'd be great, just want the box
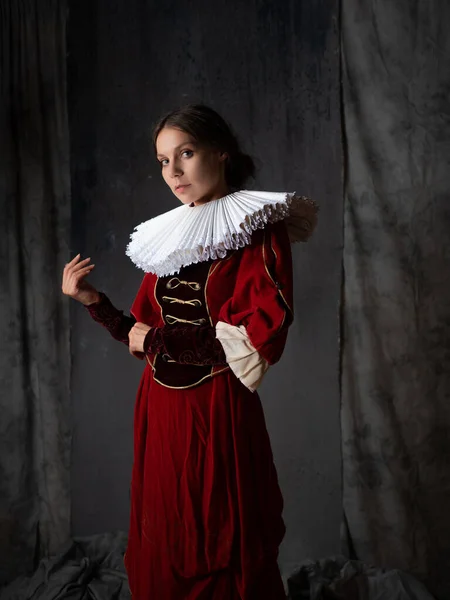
[0,0,71,585]
[3,0,450,596]
[341,2,450,598]
[68,0,342,580]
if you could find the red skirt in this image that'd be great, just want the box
[124,364,286,599]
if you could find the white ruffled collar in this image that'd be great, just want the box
[126,190,318,276]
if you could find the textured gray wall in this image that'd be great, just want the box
[68,0,342,578]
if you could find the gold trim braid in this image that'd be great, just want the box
[262,229,291,334]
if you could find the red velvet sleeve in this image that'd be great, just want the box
[84,284,226,364]
[218,220,294,365]
[84,292,136,345]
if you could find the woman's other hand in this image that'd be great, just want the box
[129,322,151,359]
[62,254,100,306]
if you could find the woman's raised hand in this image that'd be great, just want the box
[62,254,100,306]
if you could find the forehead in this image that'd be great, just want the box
[156,127,196,155]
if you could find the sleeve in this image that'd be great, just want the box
[84,292,136,345]
[86,275,226,364]
[215,220,294,391]
[143,324,227,365]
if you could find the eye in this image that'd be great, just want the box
[159,158,169,167]
[181,149,193,158]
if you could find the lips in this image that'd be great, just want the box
[175,184,190,191]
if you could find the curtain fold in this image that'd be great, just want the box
[341,2,450,598]
[0,0,71,584]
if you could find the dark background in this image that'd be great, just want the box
[2,0,449,597]
[67,0,342,579]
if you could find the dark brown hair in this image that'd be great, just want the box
[152,104,255,190]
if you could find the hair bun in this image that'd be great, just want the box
[226,152,255,190]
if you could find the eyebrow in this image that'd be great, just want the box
[156,141,198,159]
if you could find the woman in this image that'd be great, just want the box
[62,104,317,599]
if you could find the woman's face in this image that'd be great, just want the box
[155,127,229,206]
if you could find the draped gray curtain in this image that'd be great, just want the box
[341,2,450,599]
[0,0,71,585]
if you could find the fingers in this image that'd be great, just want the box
[129,349,144,360]
[64,255,92,272]
[66,253,81,267]
[133,322,151,331]
[66,266,95,287]
[128,338,142,358]
[62,264,95,294]
[70,258,92,273]
[75,265,95,276]
[74,257,92,269]
[128,325,148,346]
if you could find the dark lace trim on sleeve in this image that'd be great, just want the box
[143,327,165,355]
[144,324,227,366]
[84,292,136,345]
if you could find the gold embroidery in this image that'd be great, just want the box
[147,258,234,389]
[262,229,290,334]
[269,232,294,316]
[153,366,231,390]
[146,353,157,371]
[204,252,235,326]
[153,276,165,323]
[145,352,230,389]
[165,314,207,326]
[166,278,201,291]
[204,262,215,326]
[163,356,176,363]
[162,296,202,307]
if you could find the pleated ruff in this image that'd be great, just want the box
[124,364,286,599]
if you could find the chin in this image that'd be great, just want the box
[174,188,214,206]
[178,196,195,205]
[176,190,201,205]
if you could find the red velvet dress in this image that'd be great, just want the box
[86,221,293,599]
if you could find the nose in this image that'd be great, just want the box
[167,160,182,178]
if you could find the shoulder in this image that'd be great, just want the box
[141,271,158,286]
[241,220,290,260]
[134,271,158,297]
[249,220,289,246]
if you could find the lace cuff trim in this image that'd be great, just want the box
[215,321,270,392]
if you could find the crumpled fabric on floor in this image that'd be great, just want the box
[287,556,436,600]
[0,532,130,600]
[2,546,438,600]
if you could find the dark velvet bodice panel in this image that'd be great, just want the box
[151,260,228,388]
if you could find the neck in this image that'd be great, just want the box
[194,182,230,206]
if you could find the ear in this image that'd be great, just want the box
[219,151,228,162]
